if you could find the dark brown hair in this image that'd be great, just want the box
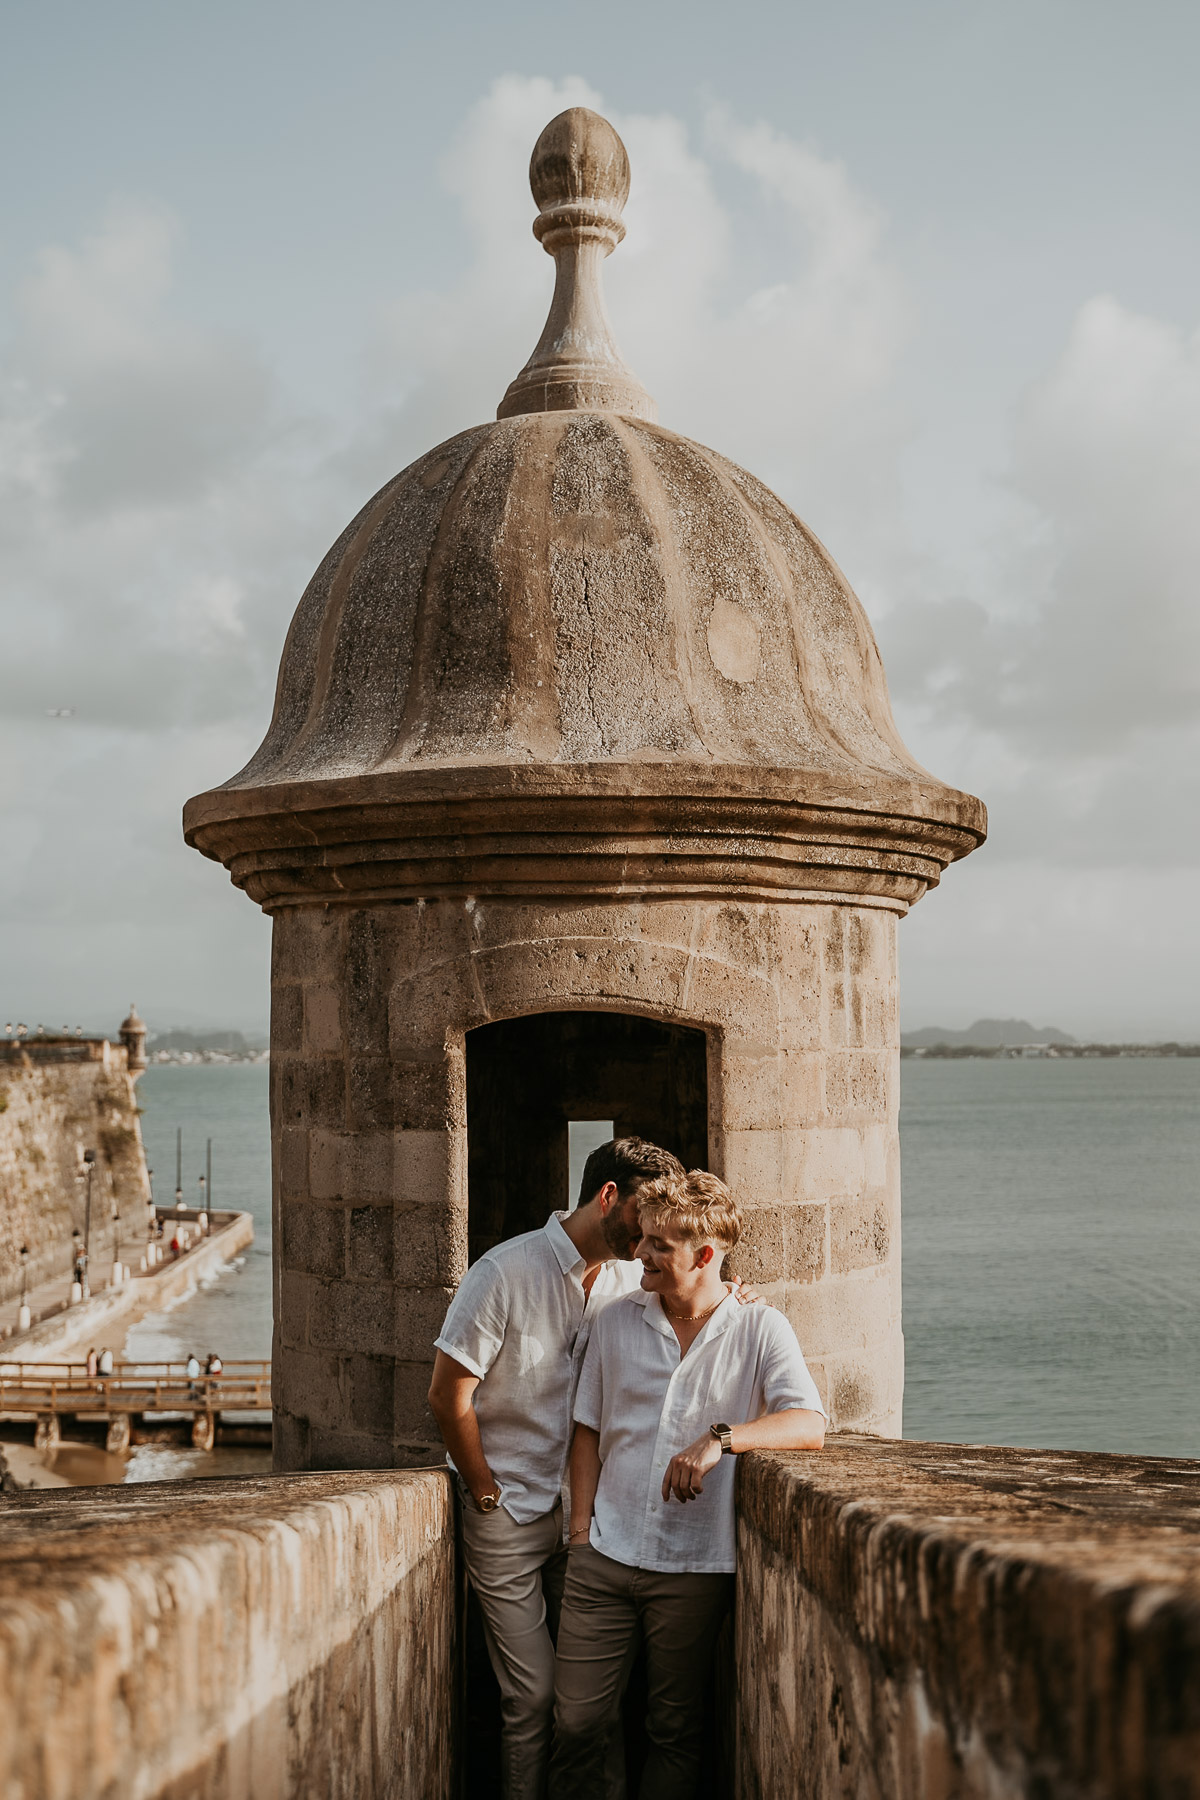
[577,1136,685,1208]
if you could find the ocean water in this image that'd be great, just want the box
[901,1056,1200,1457]
[126,1057,1200,1467]
[127,1063,273,1366]
[120,1065,273,1480]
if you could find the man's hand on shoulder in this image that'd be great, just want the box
[662,1431,722,1504]
[727,1276,770,1308]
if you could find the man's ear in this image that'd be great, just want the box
[593,1180,620,1213]
[694,1242,716,1268]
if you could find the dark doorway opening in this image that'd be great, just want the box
[466,1010,709,1262]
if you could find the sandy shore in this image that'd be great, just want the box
[2,1435,129,1488]
[1,1426,272,1490]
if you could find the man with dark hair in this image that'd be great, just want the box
[428,1137,684,1800]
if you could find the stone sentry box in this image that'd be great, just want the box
[185,108,985,1471]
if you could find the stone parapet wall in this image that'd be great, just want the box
[0,1043,150,1302]
[735,1439,1200,1799]
[0,1468,456,1800]
[270,892,902,1469]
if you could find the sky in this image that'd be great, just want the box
[1,0,1197,1039]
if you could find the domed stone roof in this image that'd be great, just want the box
[234,408,932,788]
[185,108,984,910]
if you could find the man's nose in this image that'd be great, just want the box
[634,1236,651,1258]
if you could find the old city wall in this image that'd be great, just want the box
[0,1042,151,1303]
[3,1447,1198,1798]
[735,1440,1200,1800]
[0,1469,456,1800]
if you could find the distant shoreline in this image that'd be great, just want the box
[147,1051,268,1066]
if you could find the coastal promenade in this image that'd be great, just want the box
[0,1208,254,1362]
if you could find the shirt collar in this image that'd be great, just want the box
[636,1287,738,1340]
[544,1210,586,1277]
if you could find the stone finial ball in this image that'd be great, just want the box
[530,107,631,215]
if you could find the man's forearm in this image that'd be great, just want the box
[430,1398,497,1500]
[662,1407,825,1502]
[568,1425,602,1540]
[728,1407,825,1453]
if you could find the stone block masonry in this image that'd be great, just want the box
[185,105,984,1469]
[735,1439,1200,1799]
[0,1468,456,1800]
[0,1037,151,1304]
[3,1446,1197,1797]
[268,893,905,1469]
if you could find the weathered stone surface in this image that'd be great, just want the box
[736,1440,1200,1800]
[260,895,907,1460]
[0,1470,456,1800]
[183,108,984,1465]
[0,1035,151,1302]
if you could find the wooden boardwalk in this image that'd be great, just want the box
[0,1359,270,1451]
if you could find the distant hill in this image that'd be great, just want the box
[147,1028,267,1053]
[901,1018,1077,1048]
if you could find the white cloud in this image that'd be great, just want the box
[366,76,911,579]
[0,79,1197,1036]
[17,201,276,511]
[881,292,1200,910]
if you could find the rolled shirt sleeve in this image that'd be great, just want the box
[759,1310,828,1419]
[434,1255,510,1380]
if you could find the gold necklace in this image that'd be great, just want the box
[662,1294,724,1323]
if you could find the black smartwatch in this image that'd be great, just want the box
[709,1422,734,1454]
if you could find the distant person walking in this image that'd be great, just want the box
[204,1353,223,1377]
[97,1347,114,1377]
[186,1352,201,1397]
[85,1347,98,1381]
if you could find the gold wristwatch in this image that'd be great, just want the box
[478,1487,502,1512]
[709,1422,734,1454]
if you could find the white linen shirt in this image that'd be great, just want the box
[434,1211,643,1524]
[573,1289,825,1573]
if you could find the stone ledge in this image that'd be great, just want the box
[736,1439,1200,1800]
[0,1468,456,1800]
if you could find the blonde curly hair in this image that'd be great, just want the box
[637,1169,741,1253]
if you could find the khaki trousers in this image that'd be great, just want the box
[549,1545,734,1800]
[459,1496,567,1800]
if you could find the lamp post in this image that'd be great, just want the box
[82,1149,96,1297]
[146,1167,157,1263]
[112,1206,122,1285]
[18,1244,30,1332]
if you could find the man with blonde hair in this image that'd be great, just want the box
[549,1170,826,1799]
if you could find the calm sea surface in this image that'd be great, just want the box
[124,1057,1200,1476]
[902,1056,1200,1457]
